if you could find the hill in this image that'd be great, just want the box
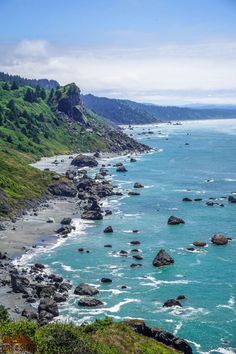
[0,72,59,89]
[82,94,236,124]
[0,81,148,218]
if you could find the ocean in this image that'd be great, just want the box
[18,119,236,354]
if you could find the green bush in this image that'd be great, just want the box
[35,322,94,354]
[0,305,10,323]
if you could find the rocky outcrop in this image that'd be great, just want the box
[152,249,174,267]
[193,241,207,247]
[125,319,192,354]
[211,234,228,245]
[117,165,127,172]
[228,195,236,203]
[74,283,99,296]
[168,216,185,225]
[48,181,77,197]
[71,154,98,168]
[134,182,144,188]
[103,226,113,233]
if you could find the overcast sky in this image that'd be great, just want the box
[0,0,236,105]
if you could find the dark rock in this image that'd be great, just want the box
[38,298,59,317]
[182,197,192,202]
[211,234,228,245]
[131,249,139,252]
[119,250,128,256]
[10,273,30,293]
[176,295,186,300]
[104,226,113,233]
[116,166,127,172]
[104,244,112,248]
[101,278,112,283]
[130,158,137,162]
[78,248,85,252]
[38,310,54,326]
[134,182,144,188]
[54,293,68,302]
[71,154,98,168]
[168,216,185,225]
[105,209,112,216]
[22,308,38,320]
[130,240,141,245]
[132,229,139,233]
[228,195,236,203]
[152,249,174,267]
[34,263,45,270]
[48,181,77,197]
[56,225,73,235]
[128,191,140,196]
[130,263,142,268]
[81,210,103,220]
[121,285,127,289]
[60,217,72,225]
[194,198,202,201]
[193,241,207,247]
[163,299,182,307]
[26,297,36,303]
[38,285,56,298]
[186,247,195,251]
[78,298,103,307]
[52,175,60,181]
[132,255,143,260]
[74,283,99,296]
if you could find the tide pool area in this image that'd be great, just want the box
[19,119,236,354]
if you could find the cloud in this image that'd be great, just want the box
[0,39,236,104]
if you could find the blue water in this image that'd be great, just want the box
[22,119,236,353]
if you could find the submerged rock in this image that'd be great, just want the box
[134,182,144,188]
[182,197,192,202]
[74,283,99,296]
[211,234,228,245]
[101,278,112,283]
[163,299,182,307]
[193,241,207,247]
[128,191,140,196]
[152,249,174,267]
[228,195,236,203]
[168,216,185,225]
[78,298,103,307]
[116,165,127,172]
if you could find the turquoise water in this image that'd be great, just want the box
[21,120,236,353]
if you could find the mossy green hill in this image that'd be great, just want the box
[0,81,148,218]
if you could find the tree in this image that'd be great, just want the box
[35,84,41,97]
[2,82,9,90]
[40,87,46,100]
[11,81,19,90]
[24,88,36,103]
[47,88,54,102]
[6,135,13,143]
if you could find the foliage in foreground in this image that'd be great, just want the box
[0,314,177,354]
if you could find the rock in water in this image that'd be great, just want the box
[74,283,99,296]
[134,182,144,188]
[193,241,207,247]
[81,210,103,220]
[116,165,127,172]
[182,197,192,202]
[101,278,112,283]
[211,234,228,245]
[163,299,182,307]
[228,195,236,203]
[78,299,103,307]
[168,216,185,225]
[71,154,98,167]
[60,217,72,225]
[103,226,113,233]
[152,249,174,267]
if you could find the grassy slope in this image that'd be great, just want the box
[0,318,178,354]
[0,83,114,218]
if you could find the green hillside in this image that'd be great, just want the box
[0,81,148,218]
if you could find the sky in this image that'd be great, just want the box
[0,0,236,105]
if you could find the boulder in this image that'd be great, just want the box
[105,210,112,216]
[168,216,185,225]
[152,249,174,267]
[38,298,59,317]
[101,278,112,283]
[71,154,98,168]
[211,234,228,245]
[128,191,140,196]
[163,299,182,307]
[182,197,192,202]
[119,250,128,256]
[10,273,30,294]
[56,225,73,235]
[60,217,72,225]
[176,295,186,300]
[193,241,207,247]
[130,241,141,245]
[194,198,202,201]
[133,255,143,260]
[54,293,68,303]
[81,210,103,220]
[228,195,236,203]
[130,263,142,268]
[38,310,54,326]
[74,283,99,296]
[46,217,54,223]
[104,244,112,248]
[134,182,144,188]
[103,226,113,233]
[116,166,127,172]
[130,158,137,162]
[78,298,103,307]
[22,308,38,320]
[48,181,77,197]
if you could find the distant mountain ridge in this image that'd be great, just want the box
[0,72,59,89]
[82,94,236,124]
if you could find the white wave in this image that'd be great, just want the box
[200,348,236,354]
[174,321,183,335]
[217,296,235,311]
[61,264,78,272]
[105,298,141,313]
[138,276,192,287]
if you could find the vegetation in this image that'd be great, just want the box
[0,72,59,89]
[0,314,177,354]
[82,93,236,124]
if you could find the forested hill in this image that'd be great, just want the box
[0,72,59,89]
[82,94,236,124]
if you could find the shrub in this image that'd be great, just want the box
[0,305,10,323]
